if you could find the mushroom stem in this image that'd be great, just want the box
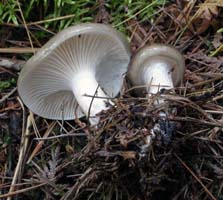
[141,56,174,107]
[71,70,109,125]
[144,62,173,95]
[143,60,176,142]
[128,45,185,150]
[144,60,177,146]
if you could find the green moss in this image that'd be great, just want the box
[0,78,16,92]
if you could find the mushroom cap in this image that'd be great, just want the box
[128,44,185,95]
[18,23,131,120]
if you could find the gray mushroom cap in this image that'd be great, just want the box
[18,23,131,120]
[128,44,185,95]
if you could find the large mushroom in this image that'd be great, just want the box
[128,44,185,146]
[18,23,131,124]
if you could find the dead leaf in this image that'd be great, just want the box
[192,0,220,34]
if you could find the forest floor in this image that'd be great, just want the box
[0,1,223,200]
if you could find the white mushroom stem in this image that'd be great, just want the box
[128,45,185,151]
[143,61,174,103]
[142,61,174,146]
[71,70,110,125]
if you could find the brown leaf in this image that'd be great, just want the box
[192,0,220,34]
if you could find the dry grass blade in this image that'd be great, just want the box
[26,14,77,26]
[0,48,39,53]
[0,87,17,104]
[16,0,34,53]
[114,1,158,27]
[27,121,57,163]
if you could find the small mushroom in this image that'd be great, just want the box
[128,44,185,147]
[128,44,185,99]
[18,23,131,124]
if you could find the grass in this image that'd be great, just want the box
[0,0,19,25]
[1,0,167,40]
[0,78,16,92]
[0,0,223,200]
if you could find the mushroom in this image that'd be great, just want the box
[18,23,131,124]
[128,44,185,100]
[128,44,185,147]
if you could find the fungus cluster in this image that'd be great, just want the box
[18,23,130,124]
[18,23,185,130]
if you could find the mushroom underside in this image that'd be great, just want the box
[18,31,130,120]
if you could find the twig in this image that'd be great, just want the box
[16,0,34,53]
[84,94,115,100]
[27,14,76,26]
[27,121,56,163]
[114,1,157,27]
[34,133,86,140]
[0,181,39,189]
[171,116,223,127]
[0,47,39,53]
[17,97,26,140]
[87,84,100,124]
[0,87,17,104]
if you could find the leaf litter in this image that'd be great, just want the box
[0,1,223,200]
